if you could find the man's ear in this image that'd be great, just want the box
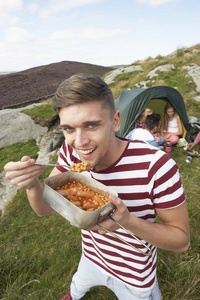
[113,111,121,132]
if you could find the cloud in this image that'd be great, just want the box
[41,0,102,18]
[27,3,39,14]
[0,0,22,11]
[48,27,129,43]
[0,13,19,27]
[136,0,180,6]
[81,28,130,39]
[0,0,23,27]
[49,30,74,40]
[5,27,35,43]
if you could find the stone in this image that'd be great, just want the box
[182,64,200,92]
[147,64,175,79]
[0,109,48,149]
[104,65,143,85]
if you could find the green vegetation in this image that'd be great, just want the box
[160,68,195,95]
[1,44,200,299]
[1,147,199,299]
[176,47,185,57]
[22,104,57,119]
[110,43,200,120]
[0,140,39,173]
[22,104,58,127]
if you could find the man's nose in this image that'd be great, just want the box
[74,130,89,147]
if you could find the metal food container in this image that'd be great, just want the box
[43,172,117,229]
[43,171,152,256]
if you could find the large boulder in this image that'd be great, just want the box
[0,108,48,149]
[0,105,64,214]
[36,129,64,164]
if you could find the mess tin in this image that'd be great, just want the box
[43,171,116,229]
[43,171,152,256]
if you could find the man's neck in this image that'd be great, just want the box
[94,137,128,172]
[146,128,153,134]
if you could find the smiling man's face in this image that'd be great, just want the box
[59,100,120,171]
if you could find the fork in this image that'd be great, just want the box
[35,163,68,168]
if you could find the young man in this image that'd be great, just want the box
[131,113,164,147]
[4,74,190,300]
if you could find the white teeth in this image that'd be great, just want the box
[79,148,95,154]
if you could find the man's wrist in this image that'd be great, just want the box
[26,178,40,191]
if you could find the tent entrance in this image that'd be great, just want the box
[115,86,189,139]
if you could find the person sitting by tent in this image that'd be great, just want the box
[188,132,200,149]
[131,113,164,147]
[160,102,183,145]
[125,107,152,139]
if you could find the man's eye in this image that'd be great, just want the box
[64,127,74,132]
[88,124,97,128]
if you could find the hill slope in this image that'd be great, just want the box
[104,44,200,120]
[0,61,113,109]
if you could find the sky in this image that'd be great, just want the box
[0,0,200,72]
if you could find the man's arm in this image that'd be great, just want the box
[4,156,62,217]
[96,196,190,253]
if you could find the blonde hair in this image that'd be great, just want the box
[140,108,153,120]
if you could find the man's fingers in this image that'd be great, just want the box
[4,158,36,172]
[4,162,47,189]
[20,156,31,162]
[109,195,126,213]
[6,168,43,188]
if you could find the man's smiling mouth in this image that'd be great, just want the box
[78,147,96,155]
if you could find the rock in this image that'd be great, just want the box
[135,80,150,89]
[0,104,65,214]
[104,65,143,85]
[192,49,200,54]
[36,129,64,164]
[0,171,19,215]
[182,64,200,92]
[147,64,175,79]
[193,96,200,102]
[0,109,48,149]
[184,53,192,58]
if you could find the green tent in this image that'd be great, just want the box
[115,86,189,138]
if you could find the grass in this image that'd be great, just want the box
[0,140,39,173]
[0,145,200,300]
[22,104,57,118]
[1,43,200,299]
[21,104,58,127]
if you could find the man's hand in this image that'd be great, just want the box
[89,197,190,253]
[4,156,47,189]
[90,195,132,233]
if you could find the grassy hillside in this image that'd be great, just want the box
[0,45,200,299]
[0,61,113,109]
[108,44,200,119]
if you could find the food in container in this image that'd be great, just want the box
[69,162,92,172]
[43,171,152,256]
[43,171,116,229]
[55,181,110,212]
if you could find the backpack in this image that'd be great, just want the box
[186,116,200,143]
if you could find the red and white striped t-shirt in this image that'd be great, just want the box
[56,138,185,291]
